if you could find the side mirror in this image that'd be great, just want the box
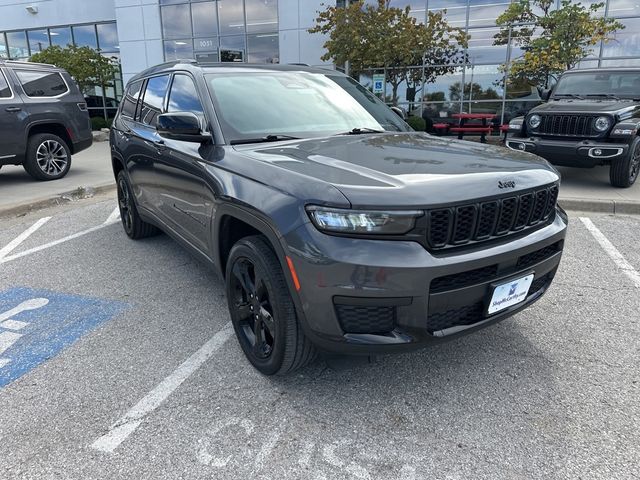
[537,87,552,102]
[157,112,210,143]
[390,106,405,119]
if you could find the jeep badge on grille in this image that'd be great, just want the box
[498,180,516,189]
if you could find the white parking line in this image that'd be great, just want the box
[91,324,233,453]
[0,217,51,261]
[104,207,120,225]
[580,217,640,288]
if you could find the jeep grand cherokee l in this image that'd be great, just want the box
[0,60,92,181]
[110,62,568,375]
[507,68,640,188]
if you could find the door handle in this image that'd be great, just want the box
[5,107,21,113]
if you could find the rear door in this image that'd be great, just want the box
[0,68,26,162]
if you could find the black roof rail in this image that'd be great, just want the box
[288,63,310,66]
[0,59,57,68]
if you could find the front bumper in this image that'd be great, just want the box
[284,211,568,355]
[506,137,628,167]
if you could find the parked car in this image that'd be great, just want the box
[507,68,640,188]
[0,60,92,180]
[111,61,568,375]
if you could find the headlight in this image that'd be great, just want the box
[528,114,541,129]
[306,206,422,235]
[594,116,611,132]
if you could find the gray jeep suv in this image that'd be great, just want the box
[0,60,92,180]
[111,61,568,375]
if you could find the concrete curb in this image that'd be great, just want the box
[0,183,116,219]
[559,197,640,215]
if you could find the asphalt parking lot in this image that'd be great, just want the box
[0,198,638,479]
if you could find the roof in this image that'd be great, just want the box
[0,58,61,70]
[564,67,640,74]
[129,60,341,83]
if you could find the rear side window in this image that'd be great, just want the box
[0,71,11,98]
[168,74,204,115]
[15,70,69,97]
[121,80,143,120]
[139,75,170,127]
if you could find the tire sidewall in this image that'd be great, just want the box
[225,240,290,375]
[116,171,135,238]
[627,136,640,185]
[27,134,72,180]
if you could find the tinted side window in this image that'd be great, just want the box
[121,80,143,119]
[15,70,69,97]
[0,71,11,98]
[168,75,204,114]
[139,75,170,127]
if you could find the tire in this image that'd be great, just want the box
[116,171,159,239]
[23,133,72,181]
[610,137,640,188]
[225,235,316,375]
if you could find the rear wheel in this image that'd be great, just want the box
[23,134,71,181]
[116,171,159,239]
[225,236,316,375]
[610,137,640,188]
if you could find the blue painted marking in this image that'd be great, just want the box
[0,287,126,388]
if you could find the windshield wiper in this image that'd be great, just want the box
[337,127,385,135]
[230,134,301,145]
[585,93,621,100]
[553,93,584,100]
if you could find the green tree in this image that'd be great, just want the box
[310,0,468,105]
[494,0,624,88]
[449,82,500,102]
[30,45,119,95]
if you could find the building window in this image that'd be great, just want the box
[97,23,120,52]
[27,30,50,54]
[6,31,29,60]
[73,25,98,48]
[49,27,73,48]
[160,0,279,64]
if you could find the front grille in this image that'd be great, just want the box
[537,114,600,138]
[335,305,395,334]
[430,265,498,293]
[427,273,553,333]
[428,302,484,333]
[516,242,562,270]
[426,184,559,250]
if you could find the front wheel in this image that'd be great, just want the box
[610,137,640,188]
[225,236,316,375]
[116,171,159,239]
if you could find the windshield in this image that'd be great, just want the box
[553,71,640,99]
[204,72,409,143]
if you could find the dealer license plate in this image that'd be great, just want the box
[488,274,535,315]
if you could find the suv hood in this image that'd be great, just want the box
[236,133,559,208]
[533,100,639,116]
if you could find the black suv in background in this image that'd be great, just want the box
[111,61,567,375]
[0,60,92,180]
[507,68,640,188]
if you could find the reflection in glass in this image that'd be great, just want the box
[27,30,49,54]
[247,33,279,63]
[162,5,192,39]
[428,0,467,27]
[6,31,29,59]
[463,65,504,102]
[218,0,245,35]
[164,39,194,60]
[73,25,97,48]
[168,74,204,114]
[0,34,7,59]
[192,2,218,37]
[467,27,508,65]
[602,17,640,57]
[49,27,72,47]
[468,1,510,27]
[245,0,278,34]
[606,0,639,17]
[97,23,119,51]
[221,35,246,62]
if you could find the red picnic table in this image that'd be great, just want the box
[450,113,496,143]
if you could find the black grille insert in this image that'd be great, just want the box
[537,114,600,138]
[430,265,499,293]
[516,242,562,270]
[335,305,396,334]
[426,184,558,250]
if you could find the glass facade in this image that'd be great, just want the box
[358,0,640,123]
[160,0,279,64]
[0,21,122,120]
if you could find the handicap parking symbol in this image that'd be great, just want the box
[0,287,126,388]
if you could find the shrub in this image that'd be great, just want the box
[91,117,112,131]
[406,116,426,132]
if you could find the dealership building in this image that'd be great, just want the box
[1,0,639,120]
